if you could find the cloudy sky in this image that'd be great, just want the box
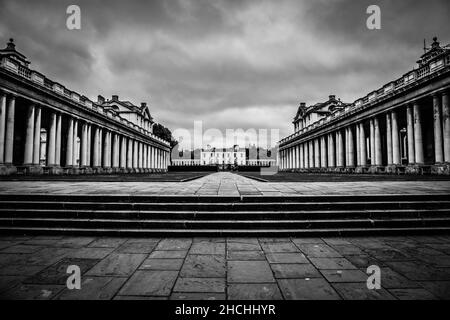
[0,0,449,149]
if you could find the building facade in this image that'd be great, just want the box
[201,147,246,166]
[278,37,450,175]
[0,39,170,175]
[170,146,276,167]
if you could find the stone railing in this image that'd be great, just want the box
[0,57,170,147]
[280,49,450,145]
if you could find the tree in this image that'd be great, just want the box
[153,123,178,149]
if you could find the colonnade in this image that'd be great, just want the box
[279,90,450,174]
[0,93,170,175]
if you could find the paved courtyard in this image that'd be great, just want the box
[0,172,450,196]
[1,172,450,300]
[0,235,450,300]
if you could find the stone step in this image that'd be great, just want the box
[1,208,450,220]
[1,193,449,236]
[0,194,448,203]
[1,217,449,229]
[1,200,449,211]
[1,226,450,236]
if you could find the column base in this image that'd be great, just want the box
[24,165,44,175]
[431,163,450,175]
[48,166,64,175]
[405,164,428,175]
[67,167,80,175]
[355,166,369,174]
[343,166,356,173]
[81,167,94,175]
[0,165,17,176]
[93,167,104,174]
[102,167,113,174]
[385,165,404,174]
[369,166,386,174]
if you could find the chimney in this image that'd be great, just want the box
[112,95,119,102]
[97,95,105,104]
[141,102,147,108]
[329,95,336,100]
[300,102,306,108]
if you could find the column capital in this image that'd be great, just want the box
[432,92,442,98]
[439,89,449,97]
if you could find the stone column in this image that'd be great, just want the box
[72,119,78,167]
[391,111,400,165]
[288,148,292,169]
[120,136,127,169]
[0,94,6,164]
[133,140,138,169]
[55,114,62,166]
[348,126,355,167]
[433,94,444,163]
[286,148,290,169]
[285,149,289,169]
[314,139,320,168]
[150,146,154,169]
[299,144,304,169]
[112,133,119,169]
[106,132,111,168]
[335,132,340,167]
[309,141,314,168]
[443,91,450,162]
[92,127,99,168]
[127,138,133,169]
[144,144,148,170]
[139,142,143,169]
[320,136,327,168]
[285,150,288,169]
[374,117,382,166]
[369,119,375,165]
[294,146,298,169]
[338,130,345,167]
[356,125,361,166]
[98,128,103,167]
[4,95,15,165]
[386,113,393,165]
[81,123,88,167]
[407,105,415,164]
[47,112,57,166]
[360,123,367,167]
[413,101,424,164]
[284,150,287,170]
[24,104,35,165]
[66,118,74,167]
[103,130,109,168]
[345,128,349,167]
[33,106,41,165]
[327,134,333,168]
[304,143,309,168]
[86,124,91,167]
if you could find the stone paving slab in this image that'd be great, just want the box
[1,172,449,196]
[1,235,450,300]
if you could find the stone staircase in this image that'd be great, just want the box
[0,194,449,236]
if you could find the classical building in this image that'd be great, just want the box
[0,39,170,175]
[170,146,276,167]
[278,37,450,175]
[201,146,246,166]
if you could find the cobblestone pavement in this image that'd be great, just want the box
[0,235,450,300]
[0,172,449,196]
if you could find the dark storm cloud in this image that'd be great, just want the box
[0,0,449,148]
